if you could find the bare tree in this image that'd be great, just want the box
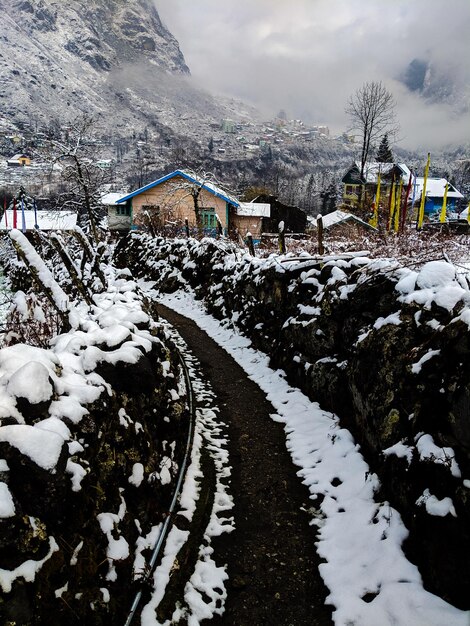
[45,115,110,242]
[346,81,398,182]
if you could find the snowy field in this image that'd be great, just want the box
[154,285,470,626]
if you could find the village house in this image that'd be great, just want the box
[114,170,312,241]
[101,192,131,232]
[116,169,279,240]
[7,153,32,167]
[307,209,376,234]
[342,162,411,209]
[412,177,464,217]
[116,170,240,235]
[233,201,271,241]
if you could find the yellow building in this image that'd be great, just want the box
[7,153,31,167]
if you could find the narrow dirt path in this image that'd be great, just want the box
[159,304,333,626]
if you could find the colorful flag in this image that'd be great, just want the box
[439,183,449,223]
[370,172,381,228]
[417,153,431,230]
[13,198,17,229]
[400,173,413,232]
[388,182,396,231]
[394,179,403,233]
[21,197,26,233]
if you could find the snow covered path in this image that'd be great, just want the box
[159,304,332,626]
[156,288,470,626]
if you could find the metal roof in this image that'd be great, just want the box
[116,170,239,207]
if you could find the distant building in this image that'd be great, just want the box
[221,119,235,133]
[7,153,31,167]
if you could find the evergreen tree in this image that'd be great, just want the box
[376,134,394,163]
[208,136,214,153]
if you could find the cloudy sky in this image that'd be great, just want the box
[157,0,470,150]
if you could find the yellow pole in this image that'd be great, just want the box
[370,173,381,228]
[394,179,403,233]
[388,182,396,231]
[417,152,431,229]
[439,183,449,223]
[467,202,470,224]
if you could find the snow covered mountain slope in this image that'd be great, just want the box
[0,0,243,134]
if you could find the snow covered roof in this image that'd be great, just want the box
[8,153,29,161]
[236,202,271,218]
[101,192,125,206]
[347,162,411,184]
[413,177,464,199]
[0,210,77,230]
[308,210,376,230]
[116,169,240,207]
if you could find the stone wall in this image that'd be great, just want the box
[116,233,470,609]
[0,265,189,624]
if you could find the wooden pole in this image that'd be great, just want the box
[246,232,255,256]
[278,221,286,254]
[317,215,324,255]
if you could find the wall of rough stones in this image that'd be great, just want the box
[116,233,470,609]
[0,260,189,624]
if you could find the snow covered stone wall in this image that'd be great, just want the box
[0,254,189,624]
[116,233,470,609]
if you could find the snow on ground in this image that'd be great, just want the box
[140,322,234,626]
[155,286,470,626]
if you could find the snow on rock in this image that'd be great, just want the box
[0,536,59,593]
[0,482,15,518]
[0,251,191,623]
[411,349,441,374]
[7,361,53,404]
[416,434,461,478]
[128,462,144,487]
[0,424,65,470]
[383,441,414,465]
[416,489,457,518]
[416,261,456,289]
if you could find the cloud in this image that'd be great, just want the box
[157,0,470,149]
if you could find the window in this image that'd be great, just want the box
[116,204,131,216]
[345,185,354,196]
[200,208,218,229]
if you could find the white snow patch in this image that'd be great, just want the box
[416,489,457,517]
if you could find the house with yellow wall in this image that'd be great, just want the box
[342,162,411,209]
[7,153,31,167]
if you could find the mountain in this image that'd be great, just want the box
[400,57,469,114]
[0,0,254,137]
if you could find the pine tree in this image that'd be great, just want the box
[376,134,393,163]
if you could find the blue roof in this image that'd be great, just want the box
[116,169,239,206]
